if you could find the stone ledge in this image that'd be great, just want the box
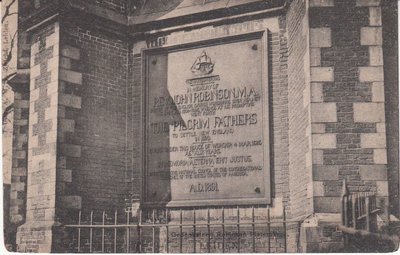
[356,0,381,7]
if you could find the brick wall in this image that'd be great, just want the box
[62,20,131,211]
[309,0,389,218]
[286,0,313,219]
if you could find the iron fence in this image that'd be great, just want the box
[65,206,301,253]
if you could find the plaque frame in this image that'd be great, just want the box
[141,30,271,207]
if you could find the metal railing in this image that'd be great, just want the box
[64,206,301,253]
[341,180,380,232]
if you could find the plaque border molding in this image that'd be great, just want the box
[141,30,271,208]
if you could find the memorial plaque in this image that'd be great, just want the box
[144,33,270,206]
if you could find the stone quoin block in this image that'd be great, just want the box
[359,165,387,180]
[59,119,75,132]
[313,150,324,165]
[311,103,337,123]
[59,196,82,209]
[374,148,387,164]
[310,28,331,48]
[59,144,82,158]
[353,103,385,122]
[312,134,336,149]
[360,27,383,45]
[312,124,326,134]
[60,57,72,69]
[313,182,325,196]
[59,94,82,109]
[309,0,334,7]
[61,45,80,60]
[311,67,334,82]
[310,48,321,67]
[360,133,386,148]
[359,66,384,82]
[369,46,383,66]
[376,123,386,133]
[376,181,389,196]
[59,69,82,85]
[314,197,341,213]
[372,82,385,102]
[311,83,323,102]
[58,169,73,183]
[313,165,339,181]
[369,7,382,26]
[356,0,381,7]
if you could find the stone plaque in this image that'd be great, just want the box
[144,33,270,206]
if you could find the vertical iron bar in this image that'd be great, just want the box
[114,211,117,253]
[343,195,348,227]
[283,207,287,253]
[366,196,370,232]
[179,209,183,253]
[207,209,211,253]
[126,210,130,253]
[267,207,271,253]
[102,211,105,253]
[193,209,196,253]
[252,206,255,253]
[152,209,156,253]
[139,209,142,253]
[222,207,225,254]
[166,209,169,253]
[89,211,93,253]
[237,206,240,253]
[77,211,81,253]
[351,195,357,229]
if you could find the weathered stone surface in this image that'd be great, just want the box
[359,165,387,180]
[360,133,386,148]
[59,196,82,209]
[59,119,75,132]
[314,197,341,213]
[61,45,80,60]
[376,181,389,196]
[373,148,388,164]
[356,0,381,7]
[376,123,386,133]
[360,27,383,45]
[310,0,334,7]
[58,169,73,183]
[312,124,325,134]
[313,165,338,181]
[372,82,385,102]
[310,48,321,67]
[359,66,384,82]
[353,103,385,122]
[313,181,325,196]
[59,144,81,158]
[311,67,334,82]
[59,94,82,109]
[311,83,323,102]
[59,69,82,85]
[369,7,382,26]
[313,150,324,165]
[369,46,383,66]
[310,28,331,48]
[312,134,336,149]
[311,103,337,122]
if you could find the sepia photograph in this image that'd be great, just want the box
[1,0,399,253]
